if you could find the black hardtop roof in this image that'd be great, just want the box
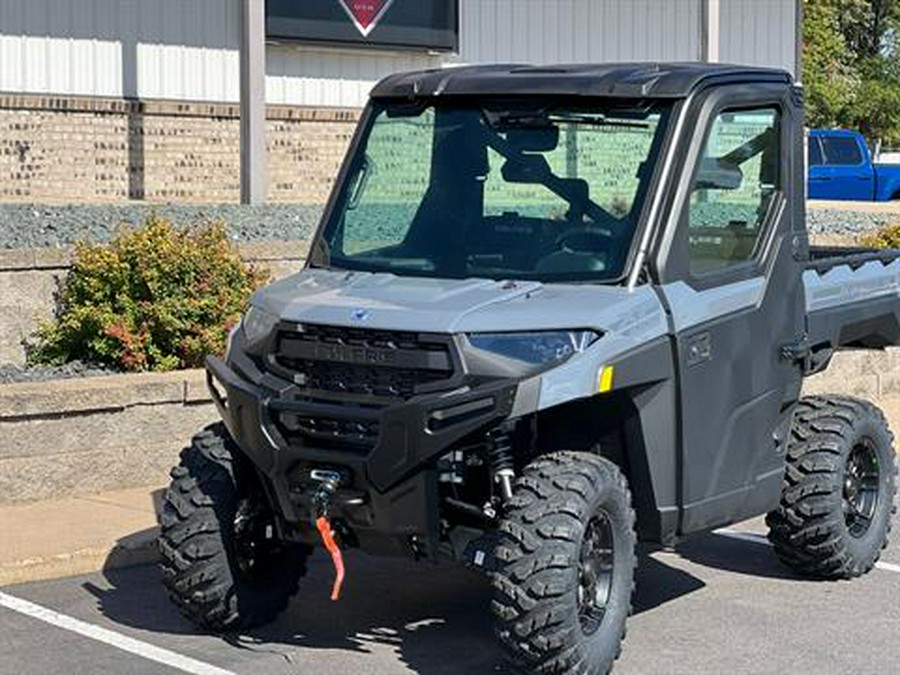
[370,62,792,101]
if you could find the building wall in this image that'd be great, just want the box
[0,0,798,107]
[459,0,702,66]
[719,0,798,74]
[0,0,798,204]
[0,94,358,203]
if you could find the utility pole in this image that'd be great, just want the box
[795,0,803,83]
[700,0,720,63]
[240,0,267,204]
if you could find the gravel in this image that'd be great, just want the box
[0,203,324,249]
[0,361,119,385]
[806,208,898,237]
[1,202,897,250]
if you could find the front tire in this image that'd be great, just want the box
[158,423,309,631]
[766,395,898,579]
[492,451,636,675]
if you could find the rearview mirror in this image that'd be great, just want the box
[505,126,559,153]
[501,154,553,183]
[694,157,743,191]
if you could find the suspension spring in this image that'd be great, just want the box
[488,428,515,501]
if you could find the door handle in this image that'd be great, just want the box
[686,332,712,366]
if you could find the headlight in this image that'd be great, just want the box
[224,322,240,361]
[242,306,279,351]
[466,330,600,366]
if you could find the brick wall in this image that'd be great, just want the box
[0,94,359,204]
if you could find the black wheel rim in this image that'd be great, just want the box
[843,439,881,538]
[232,498,280,581]
[577,509,615,636]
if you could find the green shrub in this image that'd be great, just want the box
[859,222,900,249]
[30,216,268,372]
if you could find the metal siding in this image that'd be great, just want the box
[264,45,442,108]
[457,0,701,64]
[719,0,797,75]
[0,0,240,101]
[0,0,797,106]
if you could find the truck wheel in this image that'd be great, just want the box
[158,423,309,631]
[766,395,898,579]
[492,451,636,675]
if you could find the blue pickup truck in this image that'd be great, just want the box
[808,129,900,200]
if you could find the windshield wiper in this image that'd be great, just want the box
[484,110,650,130]
[545,113,650,129]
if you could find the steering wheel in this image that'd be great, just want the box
[555,226,617,254]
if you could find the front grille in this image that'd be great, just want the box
[277,410,380,452]
[266,323,458,452]
[271,324,456,400]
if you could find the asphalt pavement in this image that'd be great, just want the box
[1,516,899,675]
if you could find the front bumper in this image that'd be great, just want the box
[206,350,517,552]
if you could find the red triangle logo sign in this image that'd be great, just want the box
[336,0,396,38]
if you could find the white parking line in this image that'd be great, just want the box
[0,591,234,675]
[714,529,769,546]
[876,561,900,574]
[714,529,900,574]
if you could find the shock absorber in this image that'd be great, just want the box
[488,426,515,501]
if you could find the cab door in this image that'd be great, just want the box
[819,133,875,200]
[657,87,805,534]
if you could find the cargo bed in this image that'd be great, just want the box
[804,245,900,358]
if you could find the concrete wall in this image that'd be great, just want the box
[0,349,893,504]
[0,370,217,502]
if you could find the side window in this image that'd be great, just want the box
[809,138,823,166]
[821,136,863,165]
[688,107,780,275]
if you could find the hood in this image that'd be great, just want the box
[253,268,666,336]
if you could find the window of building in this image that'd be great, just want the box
[688,107,780,275]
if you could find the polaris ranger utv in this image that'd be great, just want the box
[159,63,899,674]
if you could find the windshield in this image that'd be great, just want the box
[319,99,672,282]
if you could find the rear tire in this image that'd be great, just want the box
[766,395,898,579]
[158,423,309,631]
[492,451,636,675]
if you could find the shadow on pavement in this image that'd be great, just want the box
[675,531,804,581]
[84,543,706,674]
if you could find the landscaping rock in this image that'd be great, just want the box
[0,362,118,385]
[0,203,323,249]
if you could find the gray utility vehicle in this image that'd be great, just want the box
[160,63,899,674]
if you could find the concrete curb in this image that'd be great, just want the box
[0,529,159,587]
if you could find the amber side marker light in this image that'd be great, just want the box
[598,365,615,393]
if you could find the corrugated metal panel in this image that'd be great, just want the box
[458,0,701,65]
[719,0,797,75]
[0,0,240,101]
[0,0,797,106]
[265,45,442,108]
[268,0,704,108]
